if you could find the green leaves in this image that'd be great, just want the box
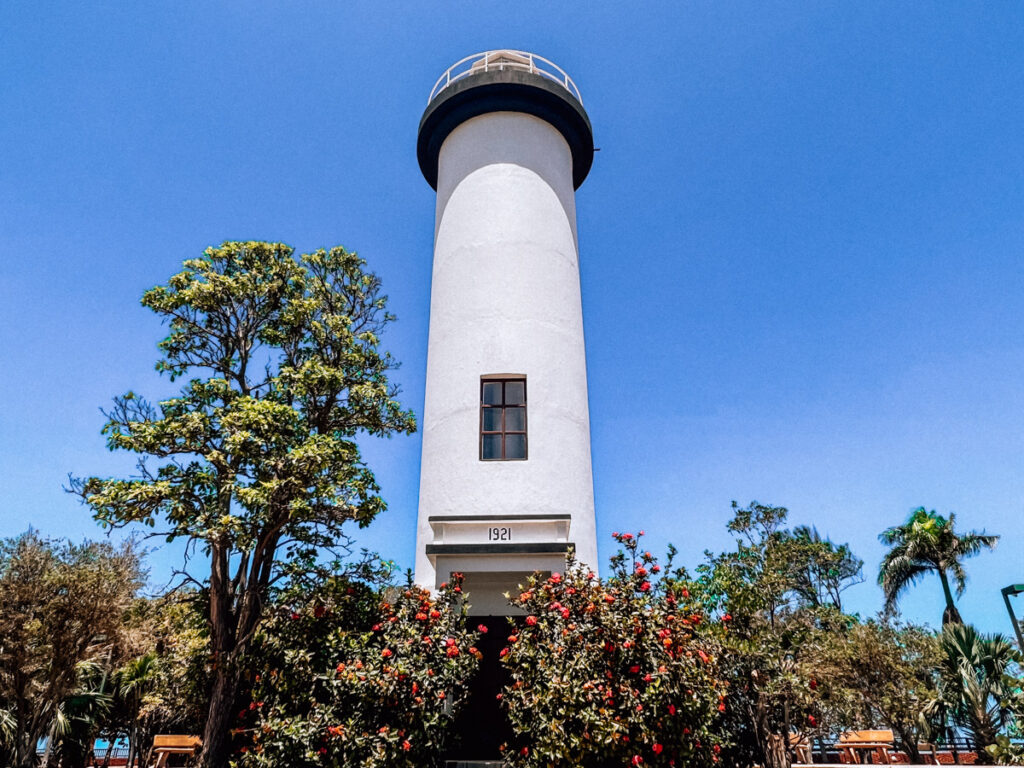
[75,239,415,559]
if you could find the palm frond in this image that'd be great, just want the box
[879,552,931,612]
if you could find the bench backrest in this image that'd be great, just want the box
[152,735,202,750]
[838,730,894,744]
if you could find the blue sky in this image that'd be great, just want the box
[2,2,1022,634]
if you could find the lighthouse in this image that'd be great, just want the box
[414,50,597,617]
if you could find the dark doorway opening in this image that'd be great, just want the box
[446,615,517,762]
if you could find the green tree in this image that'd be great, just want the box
[933,624,1020,763]
[0,532,143,768]
[878,508,998,625]
[828,619,942,763]
[501,534,725,768]
[696,502,863,768]
[238,569,479,768]
[72,242,416,768]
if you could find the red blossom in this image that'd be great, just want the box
[381,649,393,658]
[526,615,538,626]
[477,624,488,633]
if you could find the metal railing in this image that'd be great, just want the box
[428,50,582,105]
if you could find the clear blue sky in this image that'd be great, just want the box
[2,2,1022,634]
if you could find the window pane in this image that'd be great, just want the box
[482,381,503,405]
[505,380,525,405]
[504,406,526,431]
[482,408,502,432]
[505,434,526,459]
[482,434,503,460]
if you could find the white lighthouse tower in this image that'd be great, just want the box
[414,50,597,617]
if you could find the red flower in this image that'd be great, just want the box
[500,647,510,658]
[810,678,818,690]
[561,608,570,619]
[808,714,817,726]
[430,609,441,619]
[477,624,489,633]
[630,665,641,674]
[668,704,676,715]
[550,572,562,584]
[653,744,664,755]
[718,702,726,712]
[290,612,301,620]
[722,613,732,622]
[446,646,459,657]
[526,615,538,626]
[604,594,615,604]
[314,605,326,618]
[508,635,518,643]
[631,755,643,766]
[415,612,428,621]
[521,747,529,756]
[402,740,412,751]
[640,581,652,592]
[381,649,393,658]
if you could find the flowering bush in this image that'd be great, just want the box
[235,573,480,768]
[500,533,725,768]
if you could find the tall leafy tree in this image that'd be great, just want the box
[878,508,998,625]
[73,242,416,768]
[696,502,863,768]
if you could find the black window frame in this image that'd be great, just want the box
[479,377,527,461]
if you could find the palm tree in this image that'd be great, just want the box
[878,508,998,625]
[934,624,1019,763]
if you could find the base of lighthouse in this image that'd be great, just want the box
[426,514,572,614]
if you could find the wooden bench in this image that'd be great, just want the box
[789,733,813,764]
[836,730,895,764]
[150,735,201,768]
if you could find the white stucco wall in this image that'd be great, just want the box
[414,111,598,593]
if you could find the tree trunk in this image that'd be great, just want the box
[939,570,962,625]
[894,725,920,764]
[100,736,116,768]
[15,728,37,768]
[199,667,236,768]
[764,732,791,768]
